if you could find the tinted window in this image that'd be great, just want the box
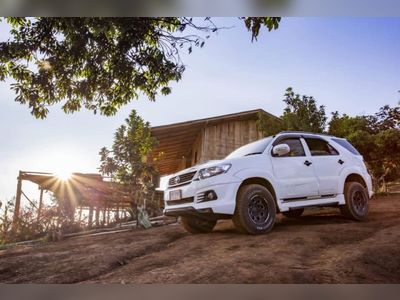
[274,138,305,157]
[305,138,339,156]
[332,138,360,155]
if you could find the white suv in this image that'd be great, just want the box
[164,131,373,234]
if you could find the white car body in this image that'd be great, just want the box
[163,132,373,218]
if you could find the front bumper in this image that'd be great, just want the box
[163,179,241,216]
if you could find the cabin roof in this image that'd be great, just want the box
[19,171,133,208]
[151,109,277,175]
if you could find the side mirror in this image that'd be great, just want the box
[272,144,290,157]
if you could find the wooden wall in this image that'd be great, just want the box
[198,119,263,163]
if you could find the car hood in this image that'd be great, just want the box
[172,160,223,176]
[170,155,262,177]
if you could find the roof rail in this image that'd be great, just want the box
[278,131,331,136]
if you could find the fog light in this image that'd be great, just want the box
[204,190,217,201]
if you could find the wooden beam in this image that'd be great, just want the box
[21,190,38,209]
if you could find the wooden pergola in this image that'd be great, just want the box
[11,171,139,232]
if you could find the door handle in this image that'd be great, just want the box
[338,159,344,165]
[304,160,312,166]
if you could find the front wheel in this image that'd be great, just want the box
[180,216,217,233]
[233,184,276,234]
[340,182,369,221]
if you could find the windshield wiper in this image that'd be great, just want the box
[244,152,262,156]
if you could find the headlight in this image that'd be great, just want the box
[198,164,231,180]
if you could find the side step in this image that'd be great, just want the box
[282,194,336,203]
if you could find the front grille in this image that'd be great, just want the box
[166,197,194,206]
[168,171,197,186]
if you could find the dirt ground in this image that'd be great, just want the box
[1,195,400,284]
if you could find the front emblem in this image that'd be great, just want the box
[175,176,180,184]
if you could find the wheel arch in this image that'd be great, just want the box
[338,167,368,196]
[237,177,280,212]
[344,173,367,189]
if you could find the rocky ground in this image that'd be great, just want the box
[1,195,399,283]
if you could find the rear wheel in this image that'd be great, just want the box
[180,216,217,233]
[340,182,369,221]
[233,184,276,235]
[282,208,304,218]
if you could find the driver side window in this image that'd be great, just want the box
[274,138,305,157]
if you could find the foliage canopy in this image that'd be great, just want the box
[0,17,281,118]
[329,105,400,184]
[257,87,327,136]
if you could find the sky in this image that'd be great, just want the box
[0,17,399,203]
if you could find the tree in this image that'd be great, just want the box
[257,87,327,136]
[281,87,327,133]
[0,17,281,119]
[328,111,370,137]
[99,110,158,209]
[366,104,400,133]
[328,105,400,190]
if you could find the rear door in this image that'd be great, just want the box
[270,137,319,200]
[303,137,345,196]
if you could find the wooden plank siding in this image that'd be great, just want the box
[200,119,263,162]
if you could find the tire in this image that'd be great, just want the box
[233,184,276,235]
[340,182,369,221]
[282,208,304,218]
[180,216,217,233]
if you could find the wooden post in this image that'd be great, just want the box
[36,188,44,223]
[95,206,100,227]
[107,208,110,225]
[56,200,61,229]
[102,205,106,226]
[11,171,23,234]
[116,204,120,222]
[78,206,82,222]
[88,205,93,229]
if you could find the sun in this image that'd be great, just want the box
[56,170,73,181]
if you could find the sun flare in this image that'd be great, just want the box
[56,170,73,181]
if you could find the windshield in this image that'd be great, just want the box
[225,137,273,159]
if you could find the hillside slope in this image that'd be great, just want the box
[1,196,399,283]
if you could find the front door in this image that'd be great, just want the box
[270,137,319,200]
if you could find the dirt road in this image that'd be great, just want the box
[1,195,399,283]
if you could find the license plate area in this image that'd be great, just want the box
[169,189,182,201]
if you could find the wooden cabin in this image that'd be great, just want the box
[151,109,279,176]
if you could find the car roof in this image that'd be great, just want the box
[275,131,334,139]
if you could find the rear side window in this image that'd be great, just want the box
[305,138,339,156]
[274,138,305,157]
[332,138,360,155]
